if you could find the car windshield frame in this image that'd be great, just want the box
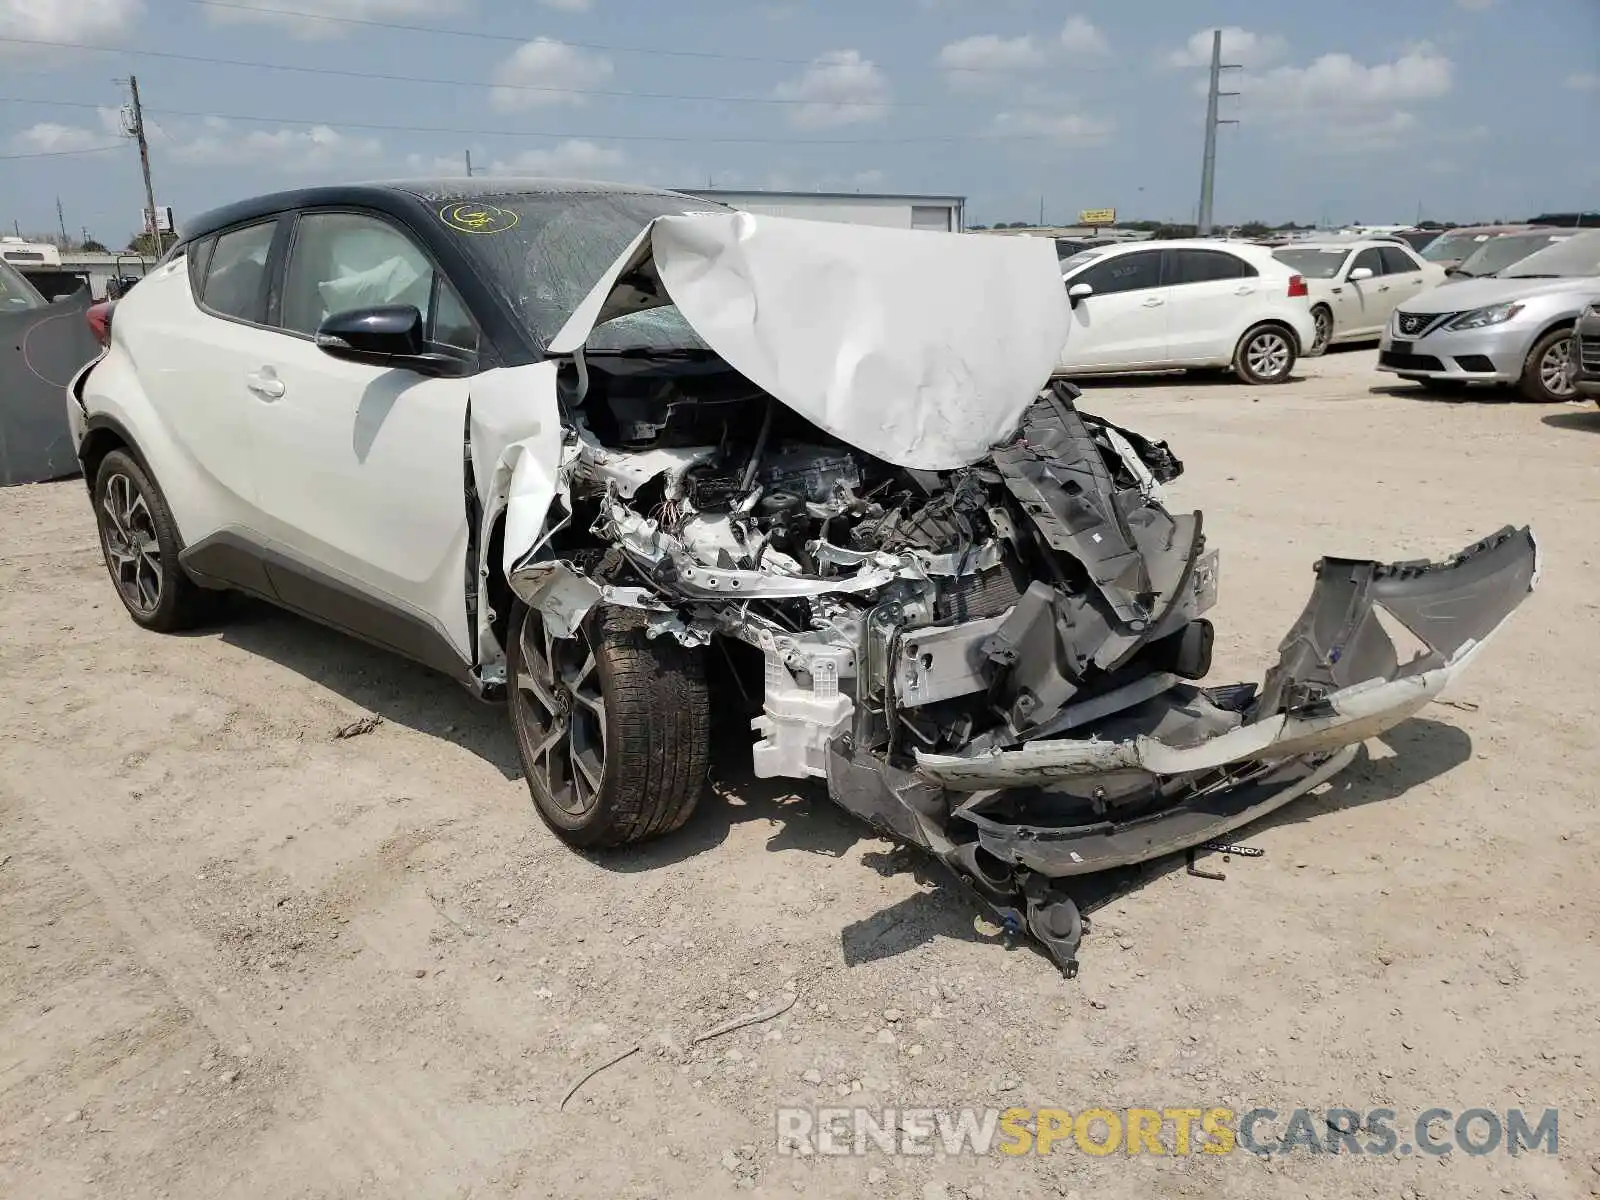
[1499,232,1600,279]
[432,188,730,352]
[1271,248,1350,279]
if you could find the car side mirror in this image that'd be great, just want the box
[315,305,468,377]
[1067,282,1094,307]
[1347,267,1374,282]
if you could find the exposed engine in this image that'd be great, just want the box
[544,360,1215,793]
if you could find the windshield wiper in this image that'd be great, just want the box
[1505,274,1559,279]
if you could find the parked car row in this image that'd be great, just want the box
[1271,240,1445,355]
[1377,230,1600,402]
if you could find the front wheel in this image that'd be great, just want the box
[1517,328,1575,403]
[1233,325,1297,385]
[1306,306,1333,357]
[508,603,710,849]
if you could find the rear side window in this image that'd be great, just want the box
[1379,245,1419,274]
[1077,250,1162,295]
[198,220,278,324]
[1168,249,1255,285]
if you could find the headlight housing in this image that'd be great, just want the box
[1446,302,1525,331]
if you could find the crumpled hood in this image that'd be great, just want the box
[1404,274,1600,313]
[548,212,1071,471]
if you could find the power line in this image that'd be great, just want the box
[0,142,126,160]
[0,95,1107,146]
[0,36,932,107]
[187,0,1112,73]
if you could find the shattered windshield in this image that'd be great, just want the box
[1500,231,1600,278]
[1272,248,1349,279]
[435,189,727,352]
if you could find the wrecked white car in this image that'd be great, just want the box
[71,180,1537,974]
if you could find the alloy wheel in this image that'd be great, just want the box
[513,611,608,818]
[1246,331,1292,380]
[1540,335,1574,399]
[99,472,162,616]
[1311,309,1332,354]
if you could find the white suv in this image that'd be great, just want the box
[1055,240,1315,384]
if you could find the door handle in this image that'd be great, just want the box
[246,369,285,400]
[1378,285,1391,293]
[1234,286,1254,295]
[1141,297,1164,307]
[1331,286,1344,294]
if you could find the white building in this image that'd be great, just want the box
[682,189,966,233]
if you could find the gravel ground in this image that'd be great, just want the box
[3,349,1598,1199]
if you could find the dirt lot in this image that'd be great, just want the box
[3,349,1598,1200]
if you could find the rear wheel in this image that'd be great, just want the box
[508,603,709,848]
[1517,328,1575,403]
[1306,305,1333,357]
[1233,325,1297,385]
[92,449,216,631]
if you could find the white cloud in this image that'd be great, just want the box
[1167,26,1286,69]
[490,38,613,110]
[541,0,592,9]
[170,119,382,170]
[486,139,626,178]
[203,0,464,39]
[939,34,1047,73]
[1249,45,1452,113]
[8,107,129,152]
[774,49,890,128]
[10,123,110,153]
[1058,16,1108,56]
[991,110,1113,147]
[0,0,143,55]
[1567,72,1600,92]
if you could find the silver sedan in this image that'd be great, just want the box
[1377,231,1600,402]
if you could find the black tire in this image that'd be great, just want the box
[1517,328,1576,403]
[1306,305,1333,357]
[92,449,216,632]
[508,602,709,849]
[1232,324,1298,385]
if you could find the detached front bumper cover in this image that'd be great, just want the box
[916,526,1538,876]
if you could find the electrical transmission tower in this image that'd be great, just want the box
[1196,30,1241,236]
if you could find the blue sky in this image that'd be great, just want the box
[3,0,1597,245]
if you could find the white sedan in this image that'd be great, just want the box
[1054,240,1316,385]
[1271,240,1444,355]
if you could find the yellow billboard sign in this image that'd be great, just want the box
[1078,208,1116,225]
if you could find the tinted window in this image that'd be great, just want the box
[1379,246,1419,275]
[200,220,277,323]
[1351,248,1386,277]
[1169,249,1254,285]
[1077,250,1162,295]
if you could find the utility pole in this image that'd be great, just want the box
[464,149,473,177]
[1196,30,1240,237]
[127,75,162,254]
[56,196,68,246]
